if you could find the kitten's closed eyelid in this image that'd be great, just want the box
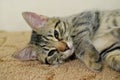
[48,49,57,56]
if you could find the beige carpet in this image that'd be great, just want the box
[0,31,120,80]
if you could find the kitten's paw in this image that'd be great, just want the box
[85,61,102,72]
[90,62,102,71]
[105,53,120,72]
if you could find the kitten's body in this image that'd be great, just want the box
[68,10,120,71]
[14,10,120,72]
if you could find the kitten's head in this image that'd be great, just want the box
[14,12,74,64]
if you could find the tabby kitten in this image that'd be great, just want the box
[14,10,120,72]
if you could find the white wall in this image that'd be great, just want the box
[0,0,120,31]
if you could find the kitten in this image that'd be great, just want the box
[13,10,120,72]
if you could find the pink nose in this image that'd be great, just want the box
[55,41,69,52]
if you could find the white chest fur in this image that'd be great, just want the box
[93,33,116,53]
[92,14,118,53]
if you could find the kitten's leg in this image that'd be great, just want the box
[76,40,102,71]
[104,50,120,72]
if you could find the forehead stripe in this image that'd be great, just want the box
[62,22,66,33]
[55,20,61,28]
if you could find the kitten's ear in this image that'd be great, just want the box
[22,12,48,31]
[13,45,37,60]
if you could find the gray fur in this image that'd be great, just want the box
[16,10,120,72]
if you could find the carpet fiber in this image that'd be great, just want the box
[0,31,120,80]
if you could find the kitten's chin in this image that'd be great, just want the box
[61,47,74,60]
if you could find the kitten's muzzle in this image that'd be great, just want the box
[55,41,70,52]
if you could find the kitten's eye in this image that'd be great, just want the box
[48,49,56,56]
[54,30,59,39]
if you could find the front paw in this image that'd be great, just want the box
[85,61,102,71]
[90,62,102,71]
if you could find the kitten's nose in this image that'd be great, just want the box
[56,41,69,52]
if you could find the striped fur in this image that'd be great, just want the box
[18,10,120,72]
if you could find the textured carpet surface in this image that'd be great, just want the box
[0,31,120,80]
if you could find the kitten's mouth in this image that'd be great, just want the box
[61,46,74,59]
[53,47,74,64]
[46,46,74,65]
[60,41,75,59]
